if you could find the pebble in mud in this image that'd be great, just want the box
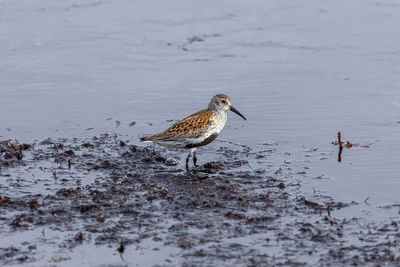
[0,134,398,266]
[165,157,178,166]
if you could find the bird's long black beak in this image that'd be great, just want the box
[230,106,246,120]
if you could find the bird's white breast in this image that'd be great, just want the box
[188,111,226,144]
[212,110,227,134]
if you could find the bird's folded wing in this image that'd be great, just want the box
[144,109,214,141]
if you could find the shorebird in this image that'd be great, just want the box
[140,94,246,169]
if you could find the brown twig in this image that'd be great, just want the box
[337,132,343,162]
[337,132,343,149]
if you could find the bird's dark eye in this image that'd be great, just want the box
[221,100,226,104]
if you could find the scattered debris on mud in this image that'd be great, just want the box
[0,134,399,266]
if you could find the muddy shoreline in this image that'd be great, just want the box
[0,134,398,266]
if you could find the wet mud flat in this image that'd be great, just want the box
[0,134,399,266]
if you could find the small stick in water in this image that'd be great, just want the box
[338,132,343,149]
[337,132,343,162]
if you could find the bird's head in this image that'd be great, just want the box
[208,94,246,120]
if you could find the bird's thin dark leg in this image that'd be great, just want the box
[192,148,198,167]
[186,151,191,170]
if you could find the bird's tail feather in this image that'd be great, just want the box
[140,132,176,142]
[140,136,152,142]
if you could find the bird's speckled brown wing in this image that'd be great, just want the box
[164,110,213,135]
[141,109,214,142]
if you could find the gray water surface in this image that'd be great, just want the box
[1,0,400,264]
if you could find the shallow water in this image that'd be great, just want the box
[1,0,400,265]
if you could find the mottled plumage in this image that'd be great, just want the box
[141,109,214,142]
[140,94,246,169]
